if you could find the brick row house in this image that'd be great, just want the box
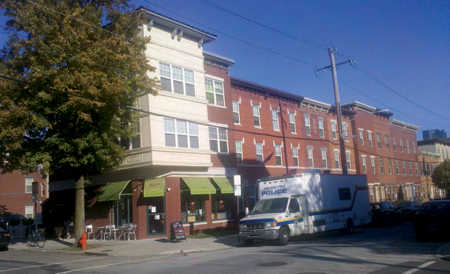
[46,8,436,240]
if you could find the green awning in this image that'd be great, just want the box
[143,178,165,197]
[182,177,216,195]
[97,181,131,202]
[211,177,234,194]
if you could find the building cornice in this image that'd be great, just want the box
[418,138,450,147]
[203,51,235,72]
[390,119,420,131]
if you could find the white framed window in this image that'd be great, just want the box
[370,156,376,173]
[359,129,364,146]
[292,147,299,167]
[163,118,199,148]
[406,140,410,153]
[209,127,228,153]
[304,115,311,136]
[368,131,373,147]
[331,120,337,140]
[41,183,45,197]
[232,100,240,124]
[334,149,340,169]
[376,133,381,149]
[272,109,279,131]
[384,135,389,150]
[379,157,384,174]
[388,159,392,174]
[253,105,261,127]
[205,78,224,106]
[361,155,367,173]
[275,144,282,166]
[235,140,243,164]
[393,137,397,151]
[321,148,327,168]
[256,143,264,164]
[409,162,412,175]
[25,204,33,219]
[412,141,416,154]
[403,161,406,174]
[395,160,399,174]
[400,139,404,152]
[26,177,33,193]
[415,162,418,175]
[160,62,195,96]
[120,122,141,150]
[343,123,349,142]
[318,117,324,138]
[289,113,296,133]
[346,151,351,170]
[307,146,314,167]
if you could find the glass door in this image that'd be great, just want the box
[147,196,165,235]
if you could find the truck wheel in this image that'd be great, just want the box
[278,226,289,246]
[341,219,354,235]
[243,239,253,246]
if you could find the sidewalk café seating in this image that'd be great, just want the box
[85,225,95,240]
[125,224,137,241]
[104,225,117,241]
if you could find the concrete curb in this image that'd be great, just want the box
[435,242,450,258]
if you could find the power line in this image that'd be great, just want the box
[198,0,327,51]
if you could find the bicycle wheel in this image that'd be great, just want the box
[36,230,45,248]
[27,232,35,246]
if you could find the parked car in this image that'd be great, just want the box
[0,219,10,251]
[397,201,421,221]
[413,200,450,241]
[370,202,405,226]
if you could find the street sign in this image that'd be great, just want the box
[233,175,241,196]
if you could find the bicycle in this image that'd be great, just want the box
[27,227,45,248]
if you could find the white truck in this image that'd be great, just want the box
[238,171,371,245]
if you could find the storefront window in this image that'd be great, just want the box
[181,194,207,223]
[212,194,233,220]
[111,182,133,227]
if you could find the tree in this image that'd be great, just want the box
[431,160,450,194]
[0,0,158,245]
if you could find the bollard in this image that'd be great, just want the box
[79,232,87,250]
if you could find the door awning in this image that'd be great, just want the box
[211,177,234,194]
[182,177,216,195]
[97,181,131,202]
[143,178,165,197]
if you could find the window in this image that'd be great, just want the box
[163,118,199,148]
[370,156,376,173]
[346,151,351,170]
[272,109,279,131]
[412,141,416,154]
[235,140,243,164]
[318,118,324,138]
[395,160,399,174]
[334,150,340,169]
[289,113,296,133]
[289,198,300,213]
[275,144,282,166]
[26,177,33,193]
[41,183,45,197]
[304,115,311,136]
[248,184,257,212]
[369,185,374,203]
[120,122,141,150]
[343,123,349,142]
[182,194,206,223]
[160,62,195,96]
[406,140,410,153]
[205,78,224,106]
[339,188,352,200]
[321,148,327,168]
[212,194,233,220]
[368,131,373,147]
[393,137,397,151]
[253,105,261,127]
[388,159,392,174]
[400,139,404,152]
[25,204,33,219]
[359,129,364,146]
[256,143,263,163]
[331,120,337,140]
[361,155,367,173]
[209,127,228,153]
[415,162,418,175]
[307,147,314,167]
[420,162,424,175]
[409,162,412,174]
[379,157,384,174]
[292,147,299,167]
[377,133,381,149]
[403,161,406,174]
[385,135,389,150]
[232,100,240,124]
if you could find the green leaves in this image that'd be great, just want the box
[431,160,450,192]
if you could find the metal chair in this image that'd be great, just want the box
[104,225,115,240]
[125,224,137,241]
[85,225,95,240]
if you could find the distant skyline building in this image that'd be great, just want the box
[422,129,447,140]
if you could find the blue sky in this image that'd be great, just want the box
[1,0,449,140]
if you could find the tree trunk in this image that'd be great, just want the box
[74,175,85,246]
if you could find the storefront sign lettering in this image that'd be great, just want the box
[261,185,287,197]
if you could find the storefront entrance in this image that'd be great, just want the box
[147,196,165,235]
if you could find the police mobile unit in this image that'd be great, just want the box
[238,171,371,245]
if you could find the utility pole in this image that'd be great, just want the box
[278,102,289,175]
[316,48,355,175]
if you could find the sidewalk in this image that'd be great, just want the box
[7,234,241,257]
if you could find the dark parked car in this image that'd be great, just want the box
[0,219,10,251]
[397,201,421,221]
[370,202,405,226]
[413,200,450,241]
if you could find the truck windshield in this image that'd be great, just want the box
[250,198,289,214]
